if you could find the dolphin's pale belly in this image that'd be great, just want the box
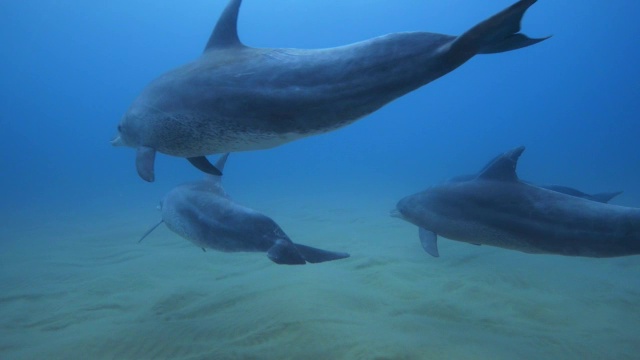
[154,127,333,157]
[425,213,540,253]
[186,129,324,155]
[431,197,640,257]
[427,214,640,257]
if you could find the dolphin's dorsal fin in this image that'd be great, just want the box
[206,153,231,198]
[214,153,230,173]
[204,0,244,51]
[205,153,230,182]
[477,146,525,182]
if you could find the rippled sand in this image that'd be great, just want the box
[2,193,639,360]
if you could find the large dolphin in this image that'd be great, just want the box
[139,154,350,265]
[392,147,640,258]
[112,0,548,182]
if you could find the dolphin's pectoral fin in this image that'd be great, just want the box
[294,244,350,264]
[136,146,156,182]
[187,156,223,176]
[267,239,306,265]
[419,227,440,257]
[202,248,206,252]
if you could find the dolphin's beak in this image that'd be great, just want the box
[111,135,124,146]
[390,208,404,220]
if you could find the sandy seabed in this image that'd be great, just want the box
[1,192,639,360]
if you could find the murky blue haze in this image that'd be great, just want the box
[1,1,639,359]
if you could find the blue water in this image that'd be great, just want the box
[1,0,640,359]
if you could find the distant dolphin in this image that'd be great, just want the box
[139,154,350,265]
[448,153,623,203]
[538,185,622,204]
[112,0,548,181]
[392,146,640,258]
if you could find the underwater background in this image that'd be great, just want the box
[1,0,639,358]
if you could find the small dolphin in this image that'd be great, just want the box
[112,0,548,181]
[448,153,623,203]
[392,147,640,258]
[139,154,350,265]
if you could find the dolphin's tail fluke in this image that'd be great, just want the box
[450,0,549,56]
[294,244,350,264]
[266,239,350,265]
[267,239,307,265]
